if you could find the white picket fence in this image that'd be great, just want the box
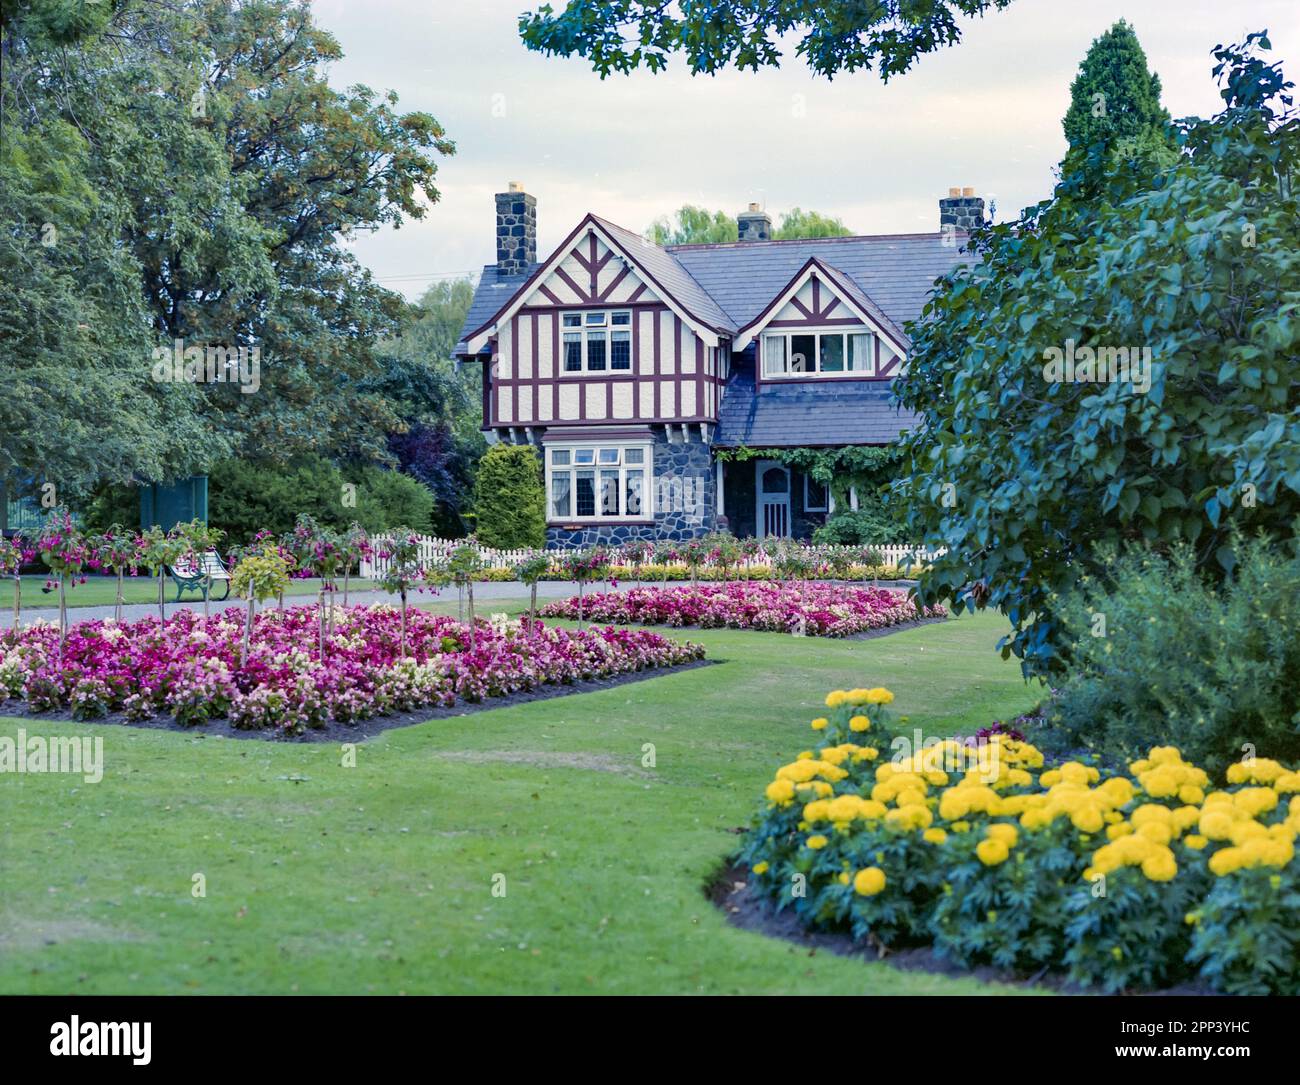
[359,535,945,580]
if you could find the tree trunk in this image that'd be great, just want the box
[318,587,326,661]
[399,587,408,659]
[115,570,124,623]
[157,569,165,624]
[57,576,66,666]
[203,573,211,618]
[278,589,284,611]
[465,578,477,652]
[241,598,254,667]
[529,581,538,637]
[13,574,21,630]
[457,583,464,623]
[577,579,584,630]
[343,567,350,607]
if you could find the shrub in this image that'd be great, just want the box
[472,445,545,549]
[1047,535,1300,776]
[739,688,1300,993]
[813,508,904,546]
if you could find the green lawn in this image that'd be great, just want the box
[0,605,1042,994]
[10,575,331,609]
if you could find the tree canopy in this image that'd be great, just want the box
[519,1,1014,81]
[647,205,852,245]
[892,33,1300,676]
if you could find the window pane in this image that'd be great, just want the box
[762,335,786,376]
[599,470,620,516]
[820,334,845,372]
[624,447,644,464]
[574,448,595,464]
[625,470,644,516]
[597,447,620,464]
[848,333,873,373]
[562,313,581,327]
[790,335,815,374]
[805,477,828,510]
[611,330,631,370]
[585,311,606,326]
[563,333,582,371]
[551,449,570,466]
[611,311,631,326]
[551,473,571,517]
[575,471,596,516]
[587,332,607,371]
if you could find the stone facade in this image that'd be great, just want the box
[495,188,537,276]
[546,426,716,548]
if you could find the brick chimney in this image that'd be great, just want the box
[939,186,985,232]
[737,202,772,242]
[496,182,537,276]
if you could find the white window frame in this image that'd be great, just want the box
[546,440,653,522]
[561,309,633,374]
[762,328,876,379]
[803,474,829,513]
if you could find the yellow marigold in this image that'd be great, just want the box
[923,828,948,844]
[1183,834,1208,850]
[976,838,1010,866]
[1070,805,1105,834]
[854,747,880,762]
[837,872,850,886]
[1106,821,1134,841]
[1200,810,1236,841]
[1149,746,1184,766]
[950,820,971,833]
[811,717,829,731]
[1227,758,1285,785]
[1141,849,1178,882]
[1060,762,1092,787]
[1234,787,1278,818]
[1020,808,1052,831]
[825,690,849,708]
[803,800,831,823]
[1179,785,1206,805]
[766,779,796,804]
[854,866,887,895]
[1209,847,1243,876]
[864,687,894,705]
[806,834,829,850]
[986,823,1019,847]
[849,715,871,732]
[1136,821,1173,846]
[751,861,770,875]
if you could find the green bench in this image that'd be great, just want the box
[169,550,232,603]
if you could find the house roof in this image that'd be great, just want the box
[714,352,922,448]
[455,224,970,356]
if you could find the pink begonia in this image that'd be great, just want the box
[0,606,704,733]
[540,582,946,637]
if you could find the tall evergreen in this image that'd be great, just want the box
[1063,21,1172,162]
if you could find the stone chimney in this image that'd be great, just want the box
[939,186,985,232]
[496,182,537,276]
[737,202,772,242]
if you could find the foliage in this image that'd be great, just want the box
[230,552,290,604]
[1046,535,1300,778]
[892,35,1300,673]
[376,531,426,599]
[647,205,852,245]
[207,456,434,543]
[472,445,546,549]
[1062,20,1173,168]
[813,509,906,546]
[740,687,1300,992]
[519,0,1013,81]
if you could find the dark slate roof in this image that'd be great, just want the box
[813,261,911,349]
[667,233,969,332]
[455,223,971,357]
[714,351,922,448]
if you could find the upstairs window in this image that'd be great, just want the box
[560,310,632,373]
[762,330,877,378]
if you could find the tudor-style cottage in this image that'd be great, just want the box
[455,183,983,546]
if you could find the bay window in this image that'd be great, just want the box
[561,310,632,372]
[762,329,877,378]
[547,442,652,521]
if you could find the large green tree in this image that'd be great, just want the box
[1062,20,1173,168]
[520,1,1013,80]
[647,205,852,244]
[892,34,1300,675]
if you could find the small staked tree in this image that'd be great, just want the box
[31,509,89,663]
[559,547,611,630]
[137,526,187,624]
[337,523,370,607]
[445,543,486,651]
[177,519,225,619]
[514,552,552,635]
[0,535,29,630]
[94,526,141,623]
[230,551,290,667]
[378,530,425,659]
[678,538,708,587]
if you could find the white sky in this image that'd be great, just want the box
[308,0,1300,298]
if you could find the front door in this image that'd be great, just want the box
[755,460,791,539]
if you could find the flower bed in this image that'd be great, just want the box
[540,582,945,637]
[739,688,1300,994]
[0,607,705,733]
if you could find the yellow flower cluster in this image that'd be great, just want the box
[825,687,894,709]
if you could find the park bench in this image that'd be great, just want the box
[169,550,232,603]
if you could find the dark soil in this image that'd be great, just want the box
[0,659,716,743]
[708,860,1214,995]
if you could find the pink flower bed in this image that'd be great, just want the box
[540,581,946,637]
[0,606,705,733]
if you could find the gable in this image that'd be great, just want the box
[537,232,664,309]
